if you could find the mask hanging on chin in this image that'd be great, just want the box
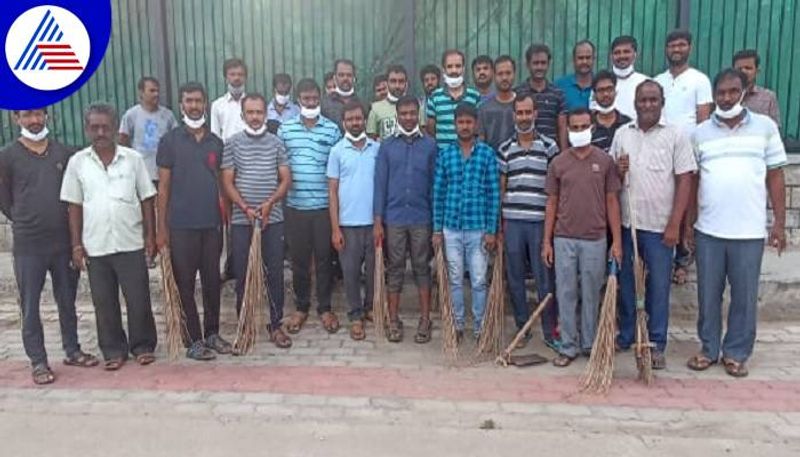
[244,124,267,136]
[396,120,420,137]
[345,130,367,142]
[715,94,745,120]
[591,99,616,114]
[20,125,49,142]
[274,93,291,106]
[386,92,401,103]
[183,112,206,129]
[443,74,463,88]
[612,65,635,78]
[334,81,355,97]
[228,83,245,97]
[568,128,593,148]
[300,105,321,119]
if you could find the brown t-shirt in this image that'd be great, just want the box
[545,146,621,240]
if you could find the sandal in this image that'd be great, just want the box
[63,351,99,368]
[350,320,366,341]
[672,266,688,285]
[270,328,293,349]
[135,353,155,366]
[286,311,308,334]
[320,311,340,334]
[387,319,404,343]
[686,353,717,371]
[552,354,575,367]
[104,358,125,371]
[722,357,749,378]
[32,364,55,385]
[414,318,432,344]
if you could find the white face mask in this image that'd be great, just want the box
[568,128,593,148]
[183,112,206,129]
[443,74,463,88]
[715,94,745,120]
[228,83,245,97]
[20,125,49,142]
[345,130,367,142]
[274,93,290,106]
[334,84,355,97]
[300,105,320,119]
[591,99,616,114]
[396,121,420,137]
[612,65,635,78]
[514,123,535,134]
[244,124,267,136]
[386,92,399,103]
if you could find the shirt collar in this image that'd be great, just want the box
[631,118,667,131]
[343,137,377,151]
[224,92,245,104]
[89,145,126,166]
[711,108,752,128]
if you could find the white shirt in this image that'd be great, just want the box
[210,92,247,142]
[654,67,713,136]
[60,145,157,257]
[693,111,787,239]
[614,71,649,120]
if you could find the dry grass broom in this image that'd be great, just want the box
[434,243,458,362]
[372,240,389,341]
[496,293,553,366]
[233,223,268,355]
[580,260,620,393]
[159,248,188,359]
[475,243,505,358]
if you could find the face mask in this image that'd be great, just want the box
[443,74,463,88]
[20,125,49,142]
[244,124,267,136]
[335,84,355,97]
[397,122,420,137]
[568,128,592,148]
[592,100,616,114]
[514,123,535,134]
[612,65,634,79]
[345,130,367,142]
[274,93,290,106]
[386,92,399,103]
[183,113,206,129]
[715,94,745,120]
[300,105,320,119]
[228,83,245,97]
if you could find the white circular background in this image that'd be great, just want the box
[5,5,91,91]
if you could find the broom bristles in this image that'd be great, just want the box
[475,243,505,358]
[372,243,388,340]
[434,244,458,362]
[581,268,618,393]
[233,224,267,355]
[633,256,654,385]
[159,249,189,359]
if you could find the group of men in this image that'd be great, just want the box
[0,28,787,385]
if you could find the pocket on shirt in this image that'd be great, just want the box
[108,175,138,203]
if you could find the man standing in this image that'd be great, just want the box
[156,82,231,361]
[426,49,481,150]
[543,108,622,367]
[119,76,177,184]
[211,58,248,142]
[590,70,632,152]
[322,59,361,129]
[432,103,500,341]
[0,109,98,384]
[478,55,517,150]
[374,96,437,344]
[60,104,158,371]
[611,80,696,369]
[496,94,560,349]
[608,36,649,120]
[418,64,442,127]
[686,69,787,378]
[278,79,342,335]
[515,44,568,150]
[556,41,595,110]
[267,73,300,134]
[222,93,293,349]
[733,49,781,128]
[328,102,380,341]
[471,55,495,103]
[367,65,408,140]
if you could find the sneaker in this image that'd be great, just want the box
[186,341,216,361]
[205,334,233,354]
[544,338,562,352]
[651,350,667,370]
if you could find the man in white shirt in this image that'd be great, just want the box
[607,35,649,120]
[210,58,248,142]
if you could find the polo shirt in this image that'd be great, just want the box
[496,133,559,222]
[156,126,223,229]
[693,110,787,239]
[590,110,632,153]
[425,85,481,149]
[609,121,697,232]
[613,71,649,120]
[118,104,177,180]
[277,115,341,210]
[742,85,781,129]
[478,96,515,150]
[327,137,379,226]
[222,130,288,225]
[60,145,157,257]
[513,79,567,142]
[210,92,247,142]
[321,93,362,129]
[555,73,593,110]
[654,67,713,135]
[366,99,397,140]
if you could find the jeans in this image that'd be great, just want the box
[232,223,285,331]
[617,228,675,352]
[385,225,432,294]
[443,229,489,334]
[338,226,375,321]
[695,230,764,363]
[14,251,81,366]
[503,219,558,340]
[285,208,332,314]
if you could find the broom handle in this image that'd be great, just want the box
[624,157,645,300]
[501,293,553,356]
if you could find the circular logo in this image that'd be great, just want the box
[5,5,90,91]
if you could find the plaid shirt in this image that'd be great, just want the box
[433,140,500,234]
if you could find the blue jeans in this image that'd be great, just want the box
[695,230,764,363]
[443,229,489,334]
[503,219,558,340]
[617,228,675,352]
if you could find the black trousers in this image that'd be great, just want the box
[87,249,157,360]
[285,208,332,314]
[170,228,222,343]
[232,223,285,330]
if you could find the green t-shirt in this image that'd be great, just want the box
[366,99,397,139]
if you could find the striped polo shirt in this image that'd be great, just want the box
[496,133,559,221]
[425,86,481,149]
[221,130,289,225]
[277,116,341,210]
[513,79,567,141]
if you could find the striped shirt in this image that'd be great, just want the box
[425,86,481,149]
[496,133,559,222]
[277,116,341,210]
[222,131,288,225]
[693,110,787,239]
[513,79,566,142]
[591,110,632,153]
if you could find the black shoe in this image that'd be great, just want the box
[186,341,216,361]
[651,350,667,370]
[205,334,233,354]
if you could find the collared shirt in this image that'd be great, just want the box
[425,85,482,149]
[321,93,362,129]
[156,126,223,229]
[267,99,300,125]
[555,73,593,110]
[118,104,177,180]
[327,137,380,226]
[654,67,713,136]
[496,133,559,222]
[613,71,649,120]
[433,140,500,234]
[277,115,341,210]
[513,79,567,142]
[373,132,437,226]
[610,120,697,233]
[591,110,632,152]
[366,99,397,140]
[210,92,247,142]
[693,110,787,239]
[743,85,781,129]
[60,145,157,257]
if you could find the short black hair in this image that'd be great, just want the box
[273,73,292,89]
[441,49,466,67]
[635,79,664,101]
[572,40,595,57]
[334,58,356,74]
[592,70,617,90]
[525,43,551,64]
[241,92,267,111]
[611,35,638,52]
[471,55,494,71]
[137,76,159,92]
[178,81,207,101]
[295,78,321,97]
[512,92,536,111]
[222,58,247,77]
[666,29,692,45]
[342,100,366,118]
[12,108,48,115]
[396,94,420,111]
[713,68,748,92]
[84,103,118,127]
[494,55,516,71]
[454,102,478,120]
[324,71,335,84]
[567,107,592,123]
[386,64,408,79]
[419,64,441,82]
[733,49,760,67]
[373,73,387,89]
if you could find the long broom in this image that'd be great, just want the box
[580,260,620,393]
[233,222,268,355]
[476,243,505,358]
[159,248,188,359]
[434,243,458,362]
[627,169,654,385]
[496,293,553,366]
[372,239,389,341]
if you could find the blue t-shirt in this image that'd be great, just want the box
[555,74,592,110]
[326,137,379,226]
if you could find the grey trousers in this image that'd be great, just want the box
[339,226,375,321]
[554,236,607,358]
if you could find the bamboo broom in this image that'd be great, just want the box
[580,260,620,393]
[476,243,505,358]
[372,239,389,341]
[496,293,553,367]
[159,248,188,359]
[233,222,267,355]
[434,243,458,362]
